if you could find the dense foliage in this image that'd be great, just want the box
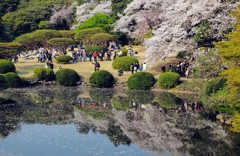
[77,13,115,32]
[194,51,223,79]
[85,46,106,52]
[56,68,80,86]
[112,56,138,71]
[0,42,23,59]
[31,29,61,49]
[90,33,114,45]
[0,59,16,74]
[34,68,55,81]
[205,77,226,95]
[158,72,180,89]
[59,30,76,39]
[56,55,72,64]
[89,70,114,88]
[231,114,240,132]
[3,72,21,87]
[1,0,73,39]
[48,38,74,52]
[74,27,104,43]
[0,75,8,90]
[0,0,20,41]
[111,0,133,19]
[127,72,155,90]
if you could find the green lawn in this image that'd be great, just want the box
[16,46,147,83]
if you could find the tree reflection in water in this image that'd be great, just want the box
[0,98,23,139]
[0,87,239,155]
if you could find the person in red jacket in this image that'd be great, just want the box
[93,52,98,61]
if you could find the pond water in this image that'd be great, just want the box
[0,86,239,156]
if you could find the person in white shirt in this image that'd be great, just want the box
[117,50,122,56]
[143,62,147,71]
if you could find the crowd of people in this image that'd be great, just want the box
[32,41,150,74]
[129,62,147,74]
[70,41,120,63]
[161,53,194,78]
[22,41,196,79]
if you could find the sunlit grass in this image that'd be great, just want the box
[15,46,147,83]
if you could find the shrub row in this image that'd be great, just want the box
[34,68,81,86]
[127,72,155,90]
[126,72,180,90]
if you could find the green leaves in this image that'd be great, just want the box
[48,38,74,52]
[1,0,73,38]
[77,13,115,32]
[74,27,104,42]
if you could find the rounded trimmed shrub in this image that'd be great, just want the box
[0,75,8,90]
[90,33,114,44]
[85,45,107,52]
[0,59,16,74]
[34,68,55,81]
[112,56,138,71]
[89,70,114,88]
[127,72,156,90]
[3,72,21,87]
[158,72,180,89]
[56,68,80,86]
[56,55,72,64]
[205,77,226,95]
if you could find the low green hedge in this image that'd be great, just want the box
[34,68,55,81]
[85,45,107,52]
[127,72,156,90]
[89,70,114,88]
[0,75,8,90]
[56,68,80,86]
[3,72,21,87]
[112,56,138,71]
[158,72,180,89]
[56,55,72,64]
[205,77,226,95]
[0,59,16,74]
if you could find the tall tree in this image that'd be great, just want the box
[31,29,61,49]
[48,38,74,53]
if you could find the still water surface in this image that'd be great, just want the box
[0,86,239,156]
